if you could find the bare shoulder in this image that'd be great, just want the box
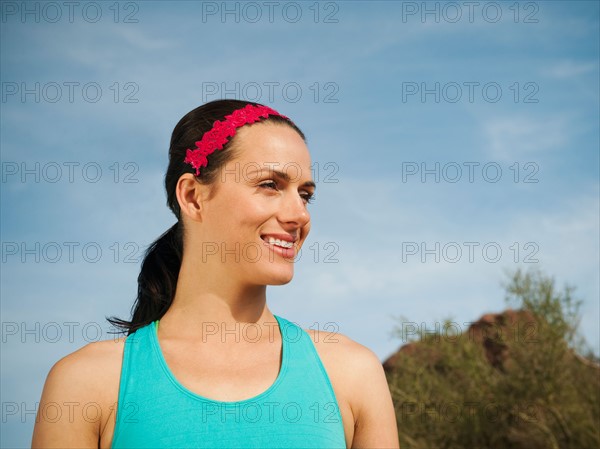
[302,327,387,405]
[46,337,125,392]
[304,327,383,376]
[31,337,126,447]
[304,327,400,448]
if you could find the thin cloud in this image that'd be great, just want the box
[542,60,598,79]
[483,115,569,162]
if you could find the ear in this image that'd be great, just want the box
[176,174,212,223]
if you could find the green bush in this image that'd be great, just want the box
[387,267,600,449]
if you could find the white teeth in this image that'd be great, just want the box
[265,237,293,248]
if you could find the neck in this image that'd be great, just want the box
[158,250,275,339]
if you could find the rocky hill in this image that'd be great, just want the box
[383,306,600,449]
[383,308,540,372]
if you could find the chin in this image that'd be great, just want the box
[265,266,294,285]
[271,277,293,286]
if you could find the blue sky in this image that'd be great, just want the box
[1,0,599,446]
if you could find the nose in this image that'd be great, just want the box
[278,190,311,227]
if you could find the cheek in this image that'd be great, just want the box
[231,200,273,230]
[217,188,265,216]
[300,221,311,244]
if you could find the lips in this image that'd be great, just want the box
[260,233,297,243]
[260,234,297,259]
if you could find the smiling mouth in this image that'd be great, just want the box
[260,235,295,249]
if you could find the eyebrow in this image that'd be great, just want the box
[248,168,316,189]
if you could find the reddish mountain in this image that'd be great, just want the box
[384,309,539,372]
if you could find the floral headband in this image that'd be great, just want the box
[183,104,292,176]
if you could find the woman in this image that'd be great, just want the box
[31,100,399,448]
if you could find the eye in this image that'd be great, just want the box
[301,192,316,204]
[258,180,279,190]
[258,181,315,205]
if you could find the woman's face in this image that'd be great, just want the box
[199,121,314,286]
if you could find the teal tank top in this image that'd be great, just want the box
[110,314,347,448]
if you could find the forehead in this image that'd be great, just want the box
[231,122,311,168]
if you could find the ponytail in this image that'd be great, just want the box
[107,222,183,335]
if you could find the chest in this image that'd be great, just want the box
[101,334,354,448]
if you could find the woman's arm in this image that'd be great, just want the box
[349,347,400,448]
[31,342,104,449]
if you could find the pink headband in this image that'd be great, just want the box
[183,104,292,176]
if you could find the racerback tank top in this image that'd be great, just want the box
[110,314,347,448]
